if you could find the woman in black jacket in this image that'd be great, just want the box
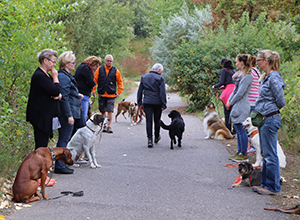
[75,56,101,121]
[26,49,61,149]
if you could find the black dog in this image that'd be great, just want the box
[160,110,185,149]
[232,161,262,187]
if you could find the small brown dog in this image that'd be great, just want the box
[9,147,73,203]
[232,161,261,187]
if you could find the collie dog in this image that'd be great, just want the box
[203,103,233,140]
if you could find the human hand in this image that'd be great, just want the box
[79,93,84,100]
[115,93,119,98]
[225,100,231,109]
[92,92,96,97]
[50,67,59,83]
[52,93,62,100]
[68,116,74,125]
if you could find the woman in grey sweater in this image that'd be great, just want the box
[226,54,253,162]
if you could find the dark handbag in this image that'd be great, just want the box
[250,110,266,127]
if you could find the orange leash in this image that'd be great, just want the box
[224,162,240,167]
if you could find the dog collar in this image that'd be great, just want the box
[49,147,55,161]
[86,124,96,133]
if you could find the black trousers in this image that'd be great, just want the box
[224,107,232,132]
[143,104,162,140]
[33,126,50,150]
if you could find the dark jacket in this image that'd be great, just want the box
[97,65,117,95]
[74,62,95,96]
[214,68,235,88]
[26,67,60,137]
[137,71,167,109]
[58,69,81,119]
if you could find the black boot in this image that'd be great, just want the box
[148,138,153,148]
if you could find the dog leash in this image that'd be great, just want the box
[50,191,84,200]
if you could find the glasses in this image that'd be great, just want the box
[256,59,264,62]
[47,58,56,64]
[106,60,113,62]
[69,61,76,65]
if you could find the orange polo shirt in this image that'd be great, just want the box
[93,64,123,98]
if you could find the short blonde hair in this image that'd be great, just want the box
[58,51,76,69]
[257,50,281,76]
[84,56,101,66]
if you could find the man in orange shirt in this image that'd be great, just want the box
[93,55,123,133]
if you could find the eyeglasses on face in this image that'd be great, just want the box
[47,58,56,64]
[69,61,76,64]
[106,60,113,62]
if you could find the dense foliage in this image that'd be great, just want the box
[0,0,299,179]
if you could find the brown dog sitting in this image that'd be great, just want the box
[232,161,261,187]
[10,147,73,203]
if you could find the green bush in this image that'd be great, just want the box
[169,12,284,110]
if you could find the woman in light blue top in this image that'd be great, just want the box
[252,50,286,195]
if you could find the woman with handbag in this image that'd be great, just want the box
[55,51,83,174]
[252,50,286,195]
[212,58,236,134]
[226,54,253,162]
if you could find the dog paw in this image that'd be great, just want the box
[95,164,102,168]
[90,164,96,169]
[204,136,210,139]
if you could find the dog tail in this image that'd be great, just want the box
[160,120,170,130]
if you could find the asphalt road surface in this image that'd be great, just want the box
[6,89,289,220]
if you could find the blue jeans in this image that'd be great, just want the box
[258,115,281,192]
[56,116,74,169]
[250,106,255,115]
[233,123,248,156]
[81,95,90,122]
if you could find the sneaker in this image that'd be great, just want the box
[228,152,239,159]
[148,139,153,148]
[107,126,113,133]
[247,147,256,154]
[154,135,161,144]
[103,124,107,132]
[231,153,248,162]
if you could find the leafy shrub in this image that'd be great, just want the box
[168,12,284,110]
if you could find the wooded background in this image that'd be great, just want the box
[1,0,299,179]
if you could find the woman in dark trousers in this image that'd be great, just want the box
[75,56,101,121]
[26,49,61,149]
[212,58,236,134]
[137,63,167,148]
[55,51,82,174]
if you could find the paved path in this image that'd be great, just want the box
[7,89,289,220]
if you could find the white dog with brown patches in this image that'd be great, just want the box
[242,117,286,168]
[203,103,234,140]
[67,114,106,169]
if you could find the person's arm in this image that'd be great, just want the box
[160,77,167,110]
[92,68,100,94]
[116,69,123,97]
[213,69,226,88]
[230,75,252,106]
[270,75,286,109]
[137,78,143,106]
